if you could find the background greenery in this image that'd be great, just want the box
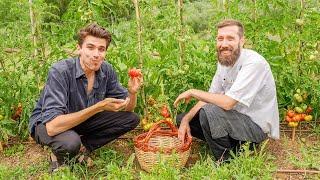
[0,0,319,144]
[0,0,320,179]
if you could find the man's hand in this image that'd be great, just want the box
[98,97,130,112]
[178,117,192,143]
[128,75,143,94]
[174,89,193,107]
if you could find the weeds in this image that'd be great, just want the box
[288,139,320,170]
[3,144,25,157]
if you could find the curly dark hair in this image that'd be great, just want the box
[77,23,112,48]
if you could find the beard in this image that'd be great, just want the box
[216,45,241,67]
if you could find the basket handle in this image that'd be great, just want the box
[142,120,178,143]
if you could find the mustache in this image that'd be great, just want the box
[218,47,233,52]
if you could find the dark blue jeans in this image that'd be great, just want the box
[32,111,139,164]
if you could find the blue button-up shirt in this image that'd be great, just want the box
[29,57,128,134]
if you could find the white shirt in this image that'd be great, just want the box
[209,49,280,139]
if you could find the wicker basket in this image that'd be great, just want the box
[134,120,192,172]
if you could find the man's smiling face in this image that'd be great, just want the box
[216,25,244,67]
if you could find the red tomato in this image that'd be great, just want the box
[286,110,295,118]
[305,106,313,114]
[160,106,170,118]
[128,68,142,78]
[285,116,292,122]
[292,115,301,122]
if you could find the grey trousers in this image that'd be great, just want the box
[32,111,139,164]
[176,104,267,161]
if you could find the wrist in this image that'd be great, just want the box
[128,90,138,95]
[182,114,192,123]
[95,102,104,112]
[189,89,196,96]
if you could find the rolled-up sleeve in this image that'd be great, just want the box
[41,68,68,124]
[105,67,128,99]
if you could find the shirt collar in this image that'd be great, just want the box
[232,49,244,69]
[75,57,85,79]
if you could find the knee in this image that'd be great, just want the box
[199,108,208,127]
[199,104,223,124]
[56,135,81,156]
[203,104,222,113]
[127,112,139,128]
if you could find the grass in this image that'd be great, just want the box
[0,165,26,179]
[184,141,276,180]
[0,136,320,179]
[3,144,25,157]
[287,137,320,170]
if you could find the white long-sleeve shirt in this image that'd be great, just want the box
[209,49,280,139]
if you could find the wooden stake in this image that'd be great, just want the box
[0,141,3,152]
[132,0,147,117]
[177,0,185,65]
[291,127,296,141]
[252,0,257,43]
[277,169,320,174]
[29,0,37,57]
[133,0,143,68]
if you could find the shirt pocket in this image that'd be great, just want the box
[222,77,234,91]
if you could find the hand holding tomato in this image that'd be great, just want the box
[128,68,142,79]
[128,68,143,94]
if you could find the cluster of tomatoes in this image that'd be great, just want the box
[285,89,313,128]
[140,96,173,131]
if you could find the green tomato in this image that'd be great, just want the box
[301,104,308,111]
[0,114,3,120]
[296,89,301,94]
[294,107,304,114]
[294,94,303,103]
